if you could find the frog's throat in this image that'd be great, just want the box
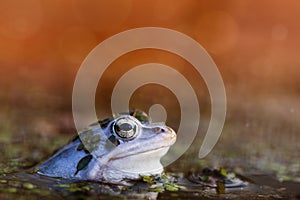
[87,147,168,181]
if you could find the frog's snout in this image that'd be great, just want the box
[166,127,177,140]
[152,126,176,142]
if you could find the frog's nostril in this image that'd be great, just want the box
[153,127,171,134]
[153,127,161,134]
[152,127,165,134]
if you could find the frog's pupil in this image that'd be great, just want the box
[119,123,132,131]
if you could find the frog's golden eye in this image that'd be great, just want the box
[112,118,137,139]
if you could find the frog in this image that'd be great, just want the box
[36,110,176,185]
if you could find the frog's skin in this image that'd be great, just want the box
[36,110,176,185]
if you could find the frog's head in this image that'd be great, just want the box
[87,110,177,182]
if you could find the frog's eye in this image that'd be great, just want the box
[112,117,137,139]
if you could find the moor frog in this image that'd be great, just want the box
[36,110,176,185]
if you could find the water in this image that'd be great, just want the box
[0,90,299,199]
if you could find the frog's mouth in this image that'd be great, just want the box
[107,127,176,160]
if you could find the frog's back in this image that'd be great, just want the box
[37,137,94,179]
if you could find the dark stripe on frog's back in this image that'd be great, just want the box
[74,154,93,175]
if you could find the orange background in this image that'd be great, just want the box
[0,0,299,123]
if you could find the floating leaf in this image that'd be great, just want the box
[219,168,228,176]
[216,181,226,194]
[164,184,179,192]
[22,182,36,190]
[142,175,155,184]
[55,183,91,192]
[141,173,185,193]
[149,186,164,192]
[7,188,17,193]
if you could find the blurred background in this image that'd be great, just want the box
[0,0,299,183]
